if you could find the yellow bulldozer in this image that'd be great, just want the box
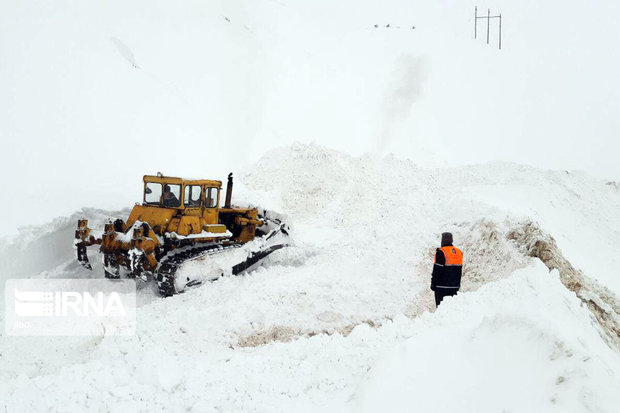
[75,173,288,296]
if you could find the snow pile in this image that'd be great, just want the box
[1,143,620,411]
[354,262,620,413]
[3,262,620,412]
[508,222,620,351]
[238,143,620,344]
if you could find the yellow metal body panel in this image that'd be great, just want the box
[126,201,223,236]
[127,205,176,233]
[204,224,227,233]
[220,207,260,243]
[168,215,203,236]
[202,207,218,225]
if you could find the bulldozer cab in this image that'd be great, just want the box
[124,175,225,233]
[142,175,222,211]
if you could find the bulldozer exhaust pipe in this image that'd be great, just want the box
[225,172,233,208]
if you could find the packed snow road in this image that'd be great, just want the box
[1,144,620,412]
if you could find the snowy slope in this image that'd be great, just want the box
[354,264,620,413]
[2,0,620,236]
[1,144,620,412]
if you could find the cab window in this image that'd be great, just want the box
[205,187,219,208]
[184,185,202,207]
[162,184,181,207]
[144,182,162,204]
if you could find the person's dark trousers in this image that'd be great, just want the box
[434,289,458,307]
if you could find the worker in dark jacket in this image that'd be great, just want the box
[162,184,180,207]
[430,232,463,307]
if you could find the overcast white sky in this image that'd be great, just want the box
[1,0,619,236]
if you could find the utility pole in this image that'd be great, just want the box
[474,6,478,38]
[499,14,502,50]
[474,6,502,50]
[486,8,490,44]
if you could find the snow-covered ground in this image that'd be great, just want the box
[1,144,620,412]
[2,0,620,236]
[2,0,620,409]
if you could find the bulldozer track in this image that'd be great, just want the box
[156,243,241,296]
[155,220,289,296]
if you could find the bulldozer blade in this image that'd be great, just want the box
[230,221,290,274]
[76,243,92,270]
[231,243,286,275]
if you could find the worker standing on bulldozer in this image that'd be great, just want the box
[430,232,463,307]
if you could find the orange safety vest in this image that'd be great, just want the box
[435,246,463,266]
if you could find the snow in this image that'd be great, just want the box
[354,263,620,413]
[1,0,620,237]
[165,229,232,240]
[1,144,620,411]
[249,263,619,413]
[110,37,140,69]
[2,0,620,408]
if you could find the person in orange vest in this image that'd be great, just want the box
[431,232,464,307]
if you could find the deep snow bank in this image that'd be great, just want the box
[353,262,620,413]
[238,143,620,347]
[242,143,620,294]
[0,207,129,282]
[3,262,620,412]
